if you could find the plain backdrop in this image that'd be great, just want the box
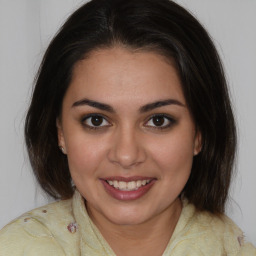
[0,0,255,245]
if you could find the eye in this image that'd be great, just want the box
[145,114,175,129]
[81,114,111,129]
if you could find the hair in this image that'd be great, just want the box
[25,0,236,214]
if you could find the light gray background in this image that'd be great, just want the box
[0,0,255,245]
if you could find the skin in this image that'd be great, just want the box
[57,47,201,256]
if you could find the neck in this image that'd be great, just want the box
[87,198,182,256]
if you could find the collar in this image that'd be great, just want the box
[72,190,198,256]
[72,190,116,255]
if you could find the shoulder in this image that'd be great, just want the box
[182,204,256,255]
[0,199,79,256]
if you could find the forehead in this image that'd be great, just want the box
[66,47,185,106]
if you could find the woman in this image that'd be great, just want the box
[0,0,255,255]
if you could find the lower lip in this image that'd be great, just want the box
[100,179,156,201]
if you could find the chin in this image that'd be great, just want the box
[107,213,149,226]
[102,205,156,226]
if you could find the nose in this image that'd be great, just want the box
[107,125,146,169]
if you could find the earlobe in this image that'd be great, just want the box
[194,131,202,156]
[59,146,66,154]
[56,119,66,154]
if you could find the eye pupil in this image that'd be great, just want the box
[91,116,103,126]
[152,116,165,126]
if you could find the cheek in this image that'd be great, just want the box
[65,134,107,177]
[147,131,195,175]
[149,135,194,199]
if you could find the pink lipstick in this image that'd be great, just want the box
[100,176,156,201]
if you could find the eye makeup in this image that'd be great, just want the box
[79,112,177,132]
[144,114,177,130]
[80,113,112,130]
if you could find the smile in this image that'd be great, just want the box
[106,180,151,191]
[101,177,156,201]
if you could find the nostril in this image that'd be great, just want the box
[107,130,147,168]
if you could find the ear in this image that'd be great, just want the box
[56,118,66,154]
[194,130,202,156]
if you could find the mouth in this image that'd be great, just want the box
[100,176,156,201]
[106,179,151,191]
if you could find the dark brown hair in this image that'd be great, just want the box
[25,0,236,213]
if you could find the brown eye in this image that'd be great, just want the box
[82,114,110,129]
[145,114,175,129]
[152,116,165,126]
[91,116,103,126]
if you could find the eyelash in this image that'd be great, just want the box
[81,114,111,130]
[144,114,176,130]
[81,113,176,130]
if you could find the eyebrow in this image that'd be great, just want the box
[139,99,185,113]
[72,98,185,113]
[72,98,115,113]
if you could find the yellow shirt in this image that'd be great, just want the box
[0,190,255,255]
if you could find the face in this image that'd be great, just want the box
[58,47,201,226]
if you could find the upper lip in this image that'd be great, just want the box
[101,176,156,182]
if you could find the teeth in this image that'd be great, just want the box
[113,180,119,188]
[106,179,151,191]
[128,181,136,190]
[119,181,126,190]
[136,180,142,187]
